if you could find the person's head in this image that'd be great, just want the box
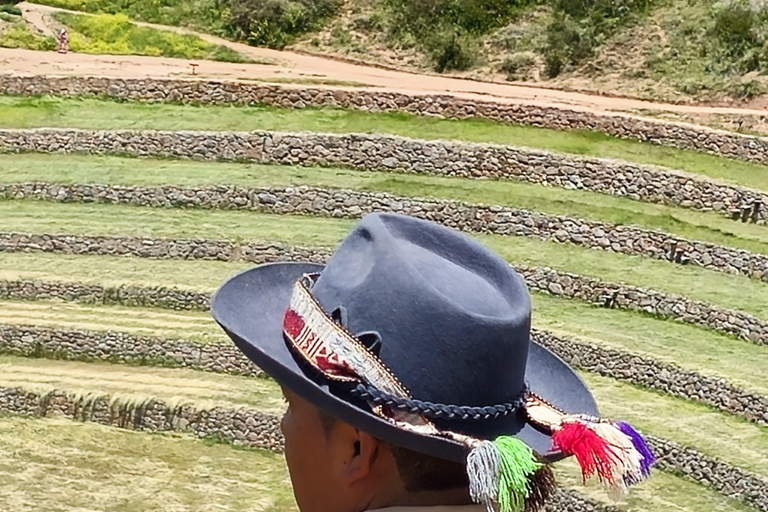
[280,387,471,512]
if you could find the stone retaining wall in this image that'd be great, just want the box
[3,181,767,282]
[4,323,766,427]
[532,329,768,426]
[650,434,768,512]
[0,324,263,377]
[0,384,617,512]
[0,385,284,451]
[3,233,767,345]
[2,380,766,512]
[2,75,767,165]
[2,128,765,219]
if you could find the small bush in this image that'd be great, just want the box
[712,1,756,56]
[0,0,20,5]
[500,52,536,80]
[0,4,21,15]
[544,51,564,77]
[221,0,342,49]
[426,28,478,72]
[729,79,765,99]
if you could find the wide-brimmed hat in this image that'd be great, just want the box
[212,213,654,512]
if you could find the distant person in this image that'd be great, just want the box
[211,212,656,512]
[57,28,69,54]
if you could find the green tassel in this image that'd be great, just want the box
[495,436,543,512]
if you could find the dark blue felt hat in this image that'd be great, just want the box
[212,212,599,463]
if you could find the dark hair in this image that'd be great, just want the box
[317,410,468,492]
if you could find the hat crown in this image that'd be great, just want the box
[311,213,532,438]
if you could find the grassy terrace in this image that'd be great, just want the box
[535,294,768,397]
[0,299,226,343]
[2,96,768,191]
[2,355,768,503]
[5,202,768,320]
[0,355,285,413]
[0,416,752,512]
[585,373,768,478]
[5,275,768,399]
[0,416,295,512]
[555,459,755,512]
[4,154,768,256]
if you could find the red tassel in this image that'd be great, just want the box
[552,421,621,485]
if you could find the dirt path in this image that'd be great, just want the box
[21,2,55,37]
[9,2,768,121]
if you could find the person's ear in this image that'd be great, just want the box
[341,428,382,485]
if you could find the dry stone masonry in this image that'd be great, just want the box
[532,329,768,426]
[0,324,262,376]
[650,435,768,512]
[3,182,768,282]
[2,75,767,164]
[2,128,766,219]
[0,383,621,512]
[3,232,768,345]
[3,323,767,427]
[1,378,766,511]
[0,385,283,451]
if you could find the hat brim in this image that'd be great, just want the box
[212,262,599,463]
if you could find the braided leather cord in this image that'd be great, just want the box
[351,383,528,422]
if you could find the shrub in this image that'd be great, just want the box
[385,0,529,36]
[541,0,655,71]
[220,0,342,48]
[426,27,478,72]
[0,0,20,5]
[500,51,536,80]
[0,4,21,15]
[712,1,756,56]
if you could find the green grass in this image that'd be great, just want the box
[0,415,296,512]
[0,355,286,413]
[2,96,768,191]
[533,293,768,397]
[52,12,252,62]
[555,458,757,512]
[32,0,227,35]
[0,252,252,290]
[0,299,227,343]
[5,201,768,320]
[4,154,768,256]
[0,21,57,51]
[585,372,768,479]
[5,252,768,401]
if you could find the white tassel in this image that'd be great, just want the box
[590,422,643,496]
[467,440,502,512]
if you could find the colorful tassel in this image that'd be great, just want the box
[551,420,621,484]
[550,417,654,496]
[616,421,656,479]
[524,465,557,512]
[496,437,543,512]
[466,437,546,512]
[467,440,501,512]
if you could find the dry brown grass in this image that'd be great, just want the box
[0,415,296,512]
[555,458,755,512]
[0,299,226,343]
[0,355,287,414]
